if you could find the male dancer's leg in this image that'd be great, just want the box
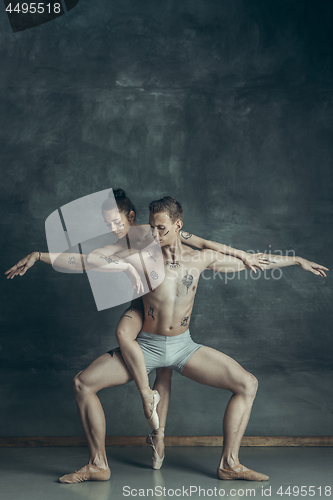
[150,367,173,459]
[59,351,132,482]
[182,346,268,481]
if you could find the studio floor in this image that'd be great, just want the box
[1,446,332,500]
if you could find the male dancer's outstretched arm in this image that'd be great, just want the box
[206,251,328,276]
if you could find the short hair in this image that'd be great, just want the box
[102,189,136,219]
[149,196,183,223]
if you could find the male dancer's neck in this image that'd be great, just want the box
[162,236,182,260]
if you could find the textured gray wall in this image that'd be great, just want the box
[0,0,332,437]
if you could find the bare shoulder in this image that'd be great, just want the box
[180,246,215,262]
[180,245,199,258]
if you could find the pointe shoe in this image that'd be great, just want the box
[142,390,160,430]
[146,429,165,470]
[59,464,111,483]
[217,463,269,481]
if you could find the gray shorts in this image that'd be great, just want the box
[136,329,203,374]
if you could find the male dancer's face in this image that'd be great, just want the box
[149,211,182,248]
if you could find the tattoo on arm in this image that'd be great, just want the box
[182,270,193,294]
[180,316,189,327]
[123,307,134,319]
[148,306,155,320]
[68,257,75,264]
[150,270,159,280]
[100,256,119,265]
[180,230,192,240]
[166,261,180,268]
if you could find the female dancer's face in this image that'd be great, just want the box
[103,209,131,239]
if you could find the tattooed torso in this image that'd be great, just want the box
[142,246,213,337]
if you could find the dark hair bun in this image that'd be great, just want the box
[111,188,126,199]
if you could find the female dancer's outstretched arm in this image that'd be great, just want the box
[5,251,145,298]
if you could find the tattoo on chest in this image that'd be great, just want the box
[100,256,119,265]
[166,261,180,268]
[180,316,189,327]
[182,270,194,294]
[123,314,132,319]
[148,251,157,262]
[148,306,155,320]
[150,270,159,280]
[68,257,75,264]
[180,230,192,240]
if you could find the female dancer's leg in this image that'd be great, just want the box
[115,298,172,431]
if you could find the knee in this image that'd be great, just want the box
[72,372,88,397]
[241,372,258,399]
[116,326,129,346]
[246,373,258,399]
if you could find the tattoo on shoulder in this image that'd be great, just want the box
[166,261,180,268]
[182,270,193,294]
[101,256,119,265]
[181,230,192,240]
[68,257,75,264]
[180,316,189,327]
[148,306,155,320]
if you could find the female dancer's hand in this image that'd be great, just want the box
[5,252,38,279]
[242,253,270,272]
[125,264,145,294]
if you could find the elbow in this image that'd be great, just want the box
[86,252,99,266]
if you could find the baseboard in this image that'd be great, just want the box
[0,436,332,447]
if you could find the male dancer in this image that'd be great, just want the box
[59,197,327,483]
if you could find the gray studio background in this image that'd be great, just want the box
[0,0,332,438]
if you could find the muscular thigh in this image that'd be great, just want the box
[78,351,132,393]
[181,346,251,393]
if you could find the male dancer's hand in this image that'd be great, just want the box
[5,252,38,279]
[297,258,328,277]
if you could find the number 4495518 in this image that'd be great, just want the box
[6,3,61,14]
[277,486,331,496]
